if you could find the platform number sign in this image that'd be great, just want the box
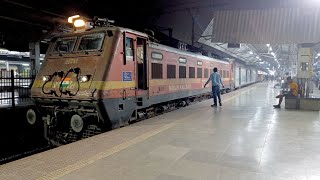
[122,72,132,81]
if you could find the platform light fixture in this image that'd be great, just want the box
[266,44,270,47]
[249,51,253,54]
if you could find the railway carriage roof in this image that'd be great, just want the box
[53,25,229,65]
[149,43,229,65]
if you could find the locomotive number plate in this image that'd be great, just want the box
[65,58,79,64]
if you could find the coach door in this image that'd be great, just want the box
[135,37,148,106]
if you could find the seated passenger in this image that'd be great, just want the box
[273,76,298,108]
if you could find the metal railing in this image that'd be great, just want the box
[0,70,36,107]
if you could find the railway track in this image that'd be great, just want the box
[0,145,52,165]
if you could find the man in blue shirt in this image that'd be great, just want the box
[204,67,224,107]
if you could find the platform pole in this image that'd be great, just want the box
[11,70,15,108]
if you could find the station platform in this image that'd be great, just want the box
[2,82,320,180]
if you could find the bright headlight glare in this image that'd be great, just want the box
[79,75,90,82]
[42,76,50,82]
[74,19,86,27]
[68,15,80,23]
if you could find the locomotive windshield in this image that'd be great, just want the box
[53,37,77,53]
[77,33,105,51]
[52,32,106,54]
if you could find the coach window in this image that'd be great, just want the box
[204,69,209,78]
[179,66,186,78]
[152,63,163,79]
[125,37,133,57]
[227,71,230,78]
[167,64,176,79]
[219,70,222,76]
[223,70,226,78]
[197,68,202,78]
[189,67,195,78]
[210,69,213,74]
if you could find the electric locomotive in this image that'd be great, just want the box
[27,15,237,145]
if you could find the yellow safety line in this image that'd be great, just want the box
[37,83,260,180]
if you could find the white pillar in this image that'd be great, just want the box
[5,61,9,71]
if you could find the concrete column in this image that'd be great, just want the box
[5,61,9,71]
[297,44,313,97]
[29,41,40,73]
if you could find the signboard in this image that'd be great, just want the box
[122,72,132,81]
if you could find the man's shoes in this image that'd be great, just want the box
[219,103,222,106]
[273,105,281,108]
[211,104,217,107]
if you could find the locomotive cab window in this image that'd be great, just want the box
[125,37,134,57]
[77,33,105,51]
[53,37,77,53]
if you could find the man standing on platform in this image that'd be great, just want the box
[204,67,224,107]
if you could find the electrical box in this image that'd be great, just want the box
[297,48,313,78]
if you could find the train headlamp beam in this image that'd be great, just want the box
[74,19,86,28]
[68,15,80,24]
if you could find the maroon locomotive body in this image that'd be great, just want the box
[28,16,242,145]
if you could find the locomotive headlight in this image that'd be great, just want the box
[68,15,80,23]
[74,19,86,28]
[42,76,51,82]
[79,75,91,83]
[67,15,92,31]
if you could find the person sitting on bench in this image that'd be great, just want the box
[273,76,298,108]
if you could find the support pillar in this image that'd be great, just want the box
[29,41,40,74]
[296,44,313,98]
